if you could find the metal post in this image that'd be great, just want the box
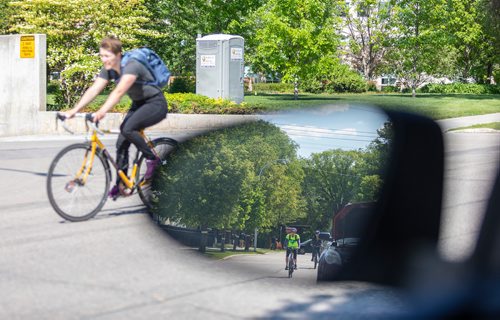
[254,227,258,252]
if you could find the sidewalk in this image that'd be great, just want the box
[437,113,500,132]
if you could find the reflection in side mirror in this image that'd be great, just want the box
[149,105,391,277]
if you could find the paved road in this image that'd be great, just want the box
[0,118,499,319]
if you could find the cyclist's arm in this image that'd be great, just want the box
[67,77,108,118]
[93,74,137,122]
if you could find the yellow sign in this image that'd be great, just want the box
[20,35,35,58]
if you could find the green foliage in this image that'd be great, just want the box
[166,93,262,114]
[168,77,196,94]
[387,0,456,96]
[367,81,378,92]
[341,0,394,80]
[419,83,500,94]
[244,0,342,93]
[146,0,264,75]
[301,149,382,231]
[381,85,399,93]
[252,83,295,94]
[0,0,13,34]
[9,0,158,107]
[152,121,303,232]
[302,61,368,93]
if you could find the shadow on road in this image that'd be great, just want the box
[57,204,148,223]
[0,167,48,176]
[265,289,411,319]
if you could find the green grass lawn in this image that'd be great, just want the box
[244,93,500,120]
[47,92,500,120]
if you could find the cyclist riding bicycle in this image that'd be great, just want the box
[63,36,168,199]
[284,228,300,270]
[311,230,322,262]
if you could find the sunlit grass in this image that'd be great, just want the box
[244,93,500,120]
[449,122,500,131]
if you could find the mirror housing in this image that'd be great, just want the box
[330,111,445,286]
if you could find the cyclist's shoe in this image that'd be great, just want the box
[144,156,161,180]
[294,265,297,269]
[285,266,289,270]
[108,185,120,200]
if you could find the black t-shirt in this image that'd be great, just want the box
[98,60,161,102]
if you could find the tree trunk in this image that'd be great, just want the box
[294,80,298,100]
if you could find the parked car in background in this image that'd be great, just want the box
[317,202,374,281]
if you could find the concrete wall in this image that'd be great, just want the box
[0,34,46,136]
[38,112,258,135]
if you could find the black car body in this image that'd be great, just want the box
[317,203,373,281]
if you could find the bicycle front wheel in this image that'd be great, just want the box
[137,138,178,209]
[47,143,111,222]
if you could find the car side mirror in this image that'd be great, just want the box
[329,111,445,286]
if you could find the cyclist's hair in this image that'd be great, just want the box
[100,36,122,55]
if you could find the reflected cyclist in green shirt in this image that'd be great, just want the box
[284,228,301,270]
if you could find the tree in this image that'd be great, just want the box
[146,0,265,75]
[245,0,342,99]
[445,0,499,83]
[9,0,158,106]
[301,149,367,230]
[341,0,394,80]
[386,0,455,97]
[152,121,304,233]
[0,0,14,34]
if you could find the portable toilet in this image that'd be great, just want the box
[196,34,244,104]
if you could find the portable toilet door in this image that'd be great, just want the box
[196,34,244,104]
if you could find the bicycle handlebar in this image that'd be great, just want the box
[56,112,104,135]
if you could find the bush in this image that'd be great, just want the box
[54,58,101,108]
[418,83,500,94]
[252,82,295,94]
[367,81,378,92]
[166,93,262,114]
[302,63,367,93]
[381,86,399,93]
[168,76,196,94]
[47,80,60,94]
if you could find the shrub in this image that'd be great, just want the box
[367,81,378,92]
[381,86,399,93]
[166,93,262,114]
[47,80,60,94]
[302,63,367,93]
[418,83,500,94]
[168,76,196,94]
[54,58,101,108]
[252,82,295,94]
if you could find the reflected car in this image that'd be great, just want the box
[317,202,374,281]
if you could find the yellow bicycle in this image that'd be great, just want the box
[47,113,177,222]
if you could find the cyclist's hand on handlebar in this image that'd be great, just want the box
[92,110,106,123]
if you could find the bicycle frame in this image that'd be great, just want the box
[71,120,151,190]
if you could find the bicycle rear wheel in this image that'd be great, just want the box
[137,137,178,209]
[47,143,111,222]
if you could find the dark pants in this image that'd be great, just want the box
[115,93,168,180]
[286,248,298,261]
